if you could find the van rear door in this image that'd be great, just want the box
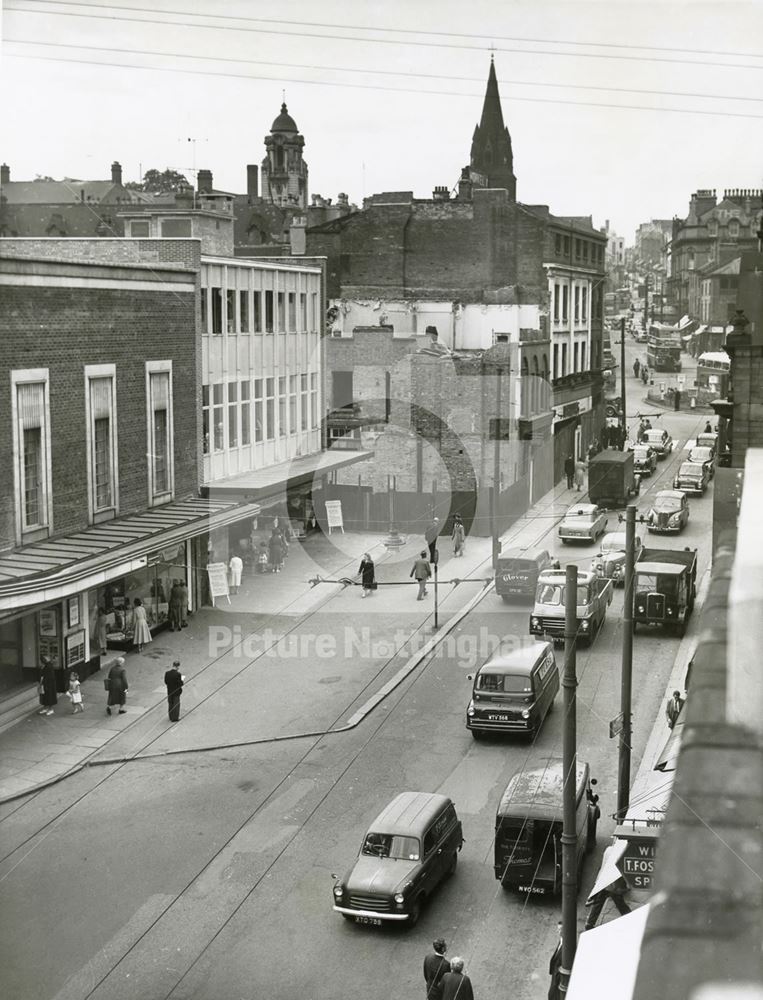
[494,818,533,884]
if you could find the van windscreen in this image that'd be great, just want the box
[362,832,420,861]
[476,673,531,694]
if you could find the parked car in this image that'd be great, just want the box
[332,792,463,927]
[558,503,609,544]
[646,490,691,533]
[673,461,710,495]
[643,428,674,459]
[591,532,643,585]
[687,445,716,480]
[629,444,658,476]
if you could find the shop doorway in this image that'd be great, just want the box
[0,618,24,694]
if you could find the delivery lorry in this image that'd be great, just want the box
[588,451,640,508]
[633,547,698,636]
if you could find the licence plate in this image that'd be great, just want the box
[354,916,382,926]
[487,714,509,721]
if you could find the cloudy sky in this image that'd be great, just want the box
[2,0,763,240]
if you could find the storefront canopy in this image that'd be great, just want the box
[0,497,261,613]
[203,448,373,501]
[567,902,652,1000]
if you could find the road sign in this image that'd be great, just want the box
[609,714,624,738]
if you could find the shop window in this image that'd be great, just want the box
[300,374,308,431]
[240,290,250,333]
[265,378,275,439]
[310,372,318,428]
[253,291,262,332]
[13,374,51,540]
[148,368,173,499]
[213,383,224,450]
[278,376,287,436]
[277,292,285,331]
[228,381,239,448]
[288,292,297,332]
[202,384,210,453]
[300,293,307,331]
[241,380,251,445]
[86,371,117,516]
[265,290,274,332]
[211,287,223,334]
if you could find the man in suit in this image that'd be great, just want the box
[441,957,474,1000]
[423,938,450,1000]
[164,659,184,722]
[666,689,685,729]
[410,551,433,601]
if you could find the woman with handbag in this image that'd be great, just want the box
[105,657,128,716]
[38,655,57,716]
[358,553,377,598]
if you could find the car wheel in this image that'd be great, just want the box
[341,913,354,921]
[471,730,484,741]
[501,594,511,604]
[560,539,568,545]
[407,898,422,927]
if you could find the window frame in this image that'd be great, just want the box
[84,364,119,522]
[145,361,174,505]
[11,369,53,544]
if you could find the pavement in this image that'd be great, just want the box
[0,470,685,804]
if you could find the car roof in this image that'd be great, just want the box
[689,446,713,455]
[368,792,452,837]
[498,547,550,563]
[645,429,667,438]
[497,762,590,818]
[479,640,552,675]
[655,490,685,500]
[678,461,705,471]
[564,503,599,515]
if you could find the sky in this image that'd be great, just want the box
[1,0,763,241]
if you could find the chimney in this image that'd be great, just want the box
[197,169,213,193]
[433,186,450,202]
[175,185,194,208]
[289,216,307,256]
[457,167,472,201]
[247,164,259,199]
[337,192,349,208]
[111,161,122,185]
[0,163,9,185]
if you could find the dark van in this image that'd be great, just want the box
[494,761,599,896]
[466,641,559,739]
[495,548,553,602]
[332,792,463,927]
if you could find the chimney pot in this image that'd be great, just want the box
[197,169,213,193]
[111,161,122,185]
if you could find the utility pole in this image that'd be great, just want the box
[559,563,578,996]
[616,504,636,820]
[620,316,627,446]
[433,553,439,630]
[492,363,502,570]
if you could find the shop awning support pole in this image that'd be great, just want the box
[559,562,579,995]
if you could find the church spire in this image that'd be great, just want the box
[469,59,516,199]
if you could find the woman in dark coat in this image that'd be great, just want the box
[106,657,128,716]
[38,655,58,715]
[168,580,184,632]
[358,553,376,598]
[268,530,284,573]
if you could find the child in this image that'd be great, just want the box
[68,672,84,714]
[257,540,270,574]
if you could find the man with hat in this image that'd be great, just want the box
[164,659,185,722]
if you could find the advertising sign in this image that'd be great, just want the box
[620,836,656,890]
[206,563,231,607]
[324,500,344,534]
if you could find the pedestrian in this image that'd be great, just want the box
[666,689,684,729]
[587,442,596,463]
[637,420,647,444]
[425,516,440,563]
[229,553,243,594]
[38,655,57,716]
[452,514,466,557]
[164,659,185,722]
[257,539,270,574]
[641,365,649,384]
[594,437,602,454]
[424,938,451,1000]
[68,671,84,714]
[584,876,631,930]
[441,957,474,1000]
[95,606,108,655]
[410,550,432,601]
[132,597,152,653]
[574,459,586,491]
[633,358,640,378]
[704,421,713,433]
[168,579,184,631]
[268,529,285,573]
[106,656,128,716]
[179,580,189,627]
[358,552,377,598]
[564,454,575,489]
[548,922,563,1000]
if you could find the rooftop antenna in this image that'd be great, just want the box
[180,137,208,207]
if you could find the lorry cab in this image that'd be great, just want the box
[494,761,599,896]
[530,569,613,646]
[466,640,559,739]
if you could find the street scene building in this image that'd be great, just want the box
[1,8,762,1000]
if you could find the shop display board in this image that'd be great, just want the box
[206,563,231,606]
[324,500,344,534]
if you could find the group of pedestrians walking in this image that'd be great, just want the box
[424,939,475,1000]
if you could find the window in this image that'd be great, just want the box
[310,372,318,428]
[573,342,579,372]
[553,283,560,322]
[311,292,318,331]
[562,285,569,322]
[201,288,208,334]
[553,344,559,380]
[213,383,224,451]
[561,342,568,376]
[226,289,236,334]
[240,290,250,333]
[265,290,274,332]
[277,292,285,331]
[86,371,117,515]
[211,287,223,334]
[265,378,275,439]
[288,292,296,331]
[278,376,287,436]
[161,218,192,237]
[228,382,239,447]
[148,368,172,499]
[554,233,562,254]
[300,293,307,331]
[289,375,297,433]
[253,291,262,332]
[300,374,308,430]
[563,235,570,256]
[254,379,263,442]
[14,375,51,538]
[202,384,210,453]
[582,286,588,322]
[574,286,580,323]
[582,241,589,262]
[575,239,581,260]
[580,343,586,371]
[241,380,251,445]
[129,220,150,238]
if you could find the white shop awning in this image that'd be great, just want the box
[567,901,653,1000]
